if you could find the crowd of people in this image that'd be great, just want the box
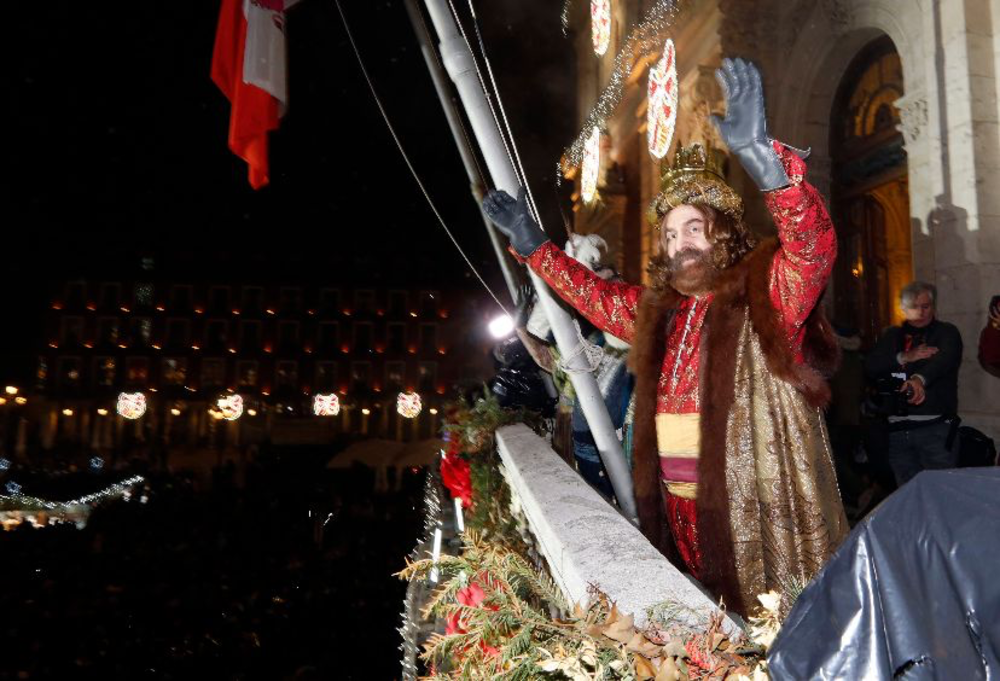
[0,452,423,680]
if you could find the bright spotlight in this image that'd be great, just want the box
[488,314,515,338]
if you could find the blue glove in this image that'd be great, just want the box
[482,187,549,257]
[710,58,790,192]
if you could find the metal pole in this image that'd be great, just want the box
[419,0,637,521]
[402,0,520,305]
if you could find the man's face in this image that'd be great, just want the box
[902,291,935,328]
[661,205,712,264]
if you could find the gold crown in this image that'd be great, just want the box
[648,143,744,224]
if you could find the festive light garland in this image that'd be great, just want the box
[647,38,678,159]
[398,468,445,680]
[581,126,602,203]
[590,0,611,56]
[564,0,678,168]
[312,393,341,417]
[1,475,145,531]
[0,475,145,514]
[397,392,422,419]
[117,392,147,420]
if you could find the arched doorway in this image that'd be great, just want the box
[830,36,912,347]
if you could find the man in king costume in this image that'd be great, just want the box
[484,58,848,615]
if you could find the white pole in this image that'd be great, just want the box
[403,0,519,305]
[419,0,637,521]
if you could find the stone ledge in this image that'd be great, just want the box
[495,423,741,634]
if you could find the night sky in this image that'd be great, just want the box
[4,0,577,380]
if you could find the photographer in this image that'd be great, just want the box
[866,281,963,486]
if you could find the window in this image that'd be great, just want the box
[209,286,230,314]
[354,322,373,353]
[278,321,300,349]
[242,286,264,315]
[130,318,153,347]
[276,361,298,388]
[280,287,302,314]
[36,357,48,391]
[100,283,121,309]
[241,321,262,351]
[125,357,149,384]
[94,357,116,387]
[97,317,119,345]
[418,362,437,393]
[166,318,188,348]
[61,317,84,346]
[237,361,259,389]
[134,282,154,307]
[58,357,82,388]
[320,288,340,315]
[350,362,371,394]
[388,290,408,317]
[206,319,229,351]
[316,362,338,391]
[201,358,226,388]
[386,323,406,354]
[420,323,438,355]
[319,322,339,354]
[419,290,438,317]
[66,282,86,308]
[162,357,187,386]
[171,285,193,311]
[354,289,375,314]
[385,361,405,393]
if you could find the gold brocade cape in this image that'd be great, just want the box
[627,238,848,616]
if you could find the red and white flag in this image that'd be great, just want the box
[211,0,298,189]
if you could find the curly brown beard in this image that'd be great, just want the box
[648,247,718,296]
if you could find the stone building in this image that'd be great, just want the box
[566,0,1000,439]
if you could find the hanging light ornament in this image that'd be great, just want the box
[591,0,612,56]
[581,126,602,203]
[217,394,244,421]
[116,392,147,420]
[313,393,340,417]
[647,38,678,159]
[396,392,422,419]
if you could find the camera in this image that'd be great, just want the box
[872,375,913,417]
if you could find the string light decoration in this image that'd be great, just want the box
[398,466,444,679]
[581,126,602,203]
[563,0,678,168]
[396,392,422,419]
[217,394,244,421]
[590,0,611,56]
[312,393,341,417]
[647,38,678,159]
[1,475,145,531]
[116,392,147,420]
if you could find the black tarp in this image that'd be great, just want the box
[769,468,1000,680]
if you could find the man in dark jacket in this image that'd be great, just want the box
[866,281,963,485]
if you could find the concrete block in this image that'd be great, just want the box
[495,424,741,635]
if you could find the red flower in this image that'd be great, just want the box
[440,453,473,508]
[446,610,464,636]
[456,582,485,607]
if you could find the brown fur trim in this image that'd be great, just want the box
[628,288,679,555]
[697,252,750,615]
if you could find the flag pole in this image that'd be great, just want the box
[418,0,637,521]
[403,0,520,306]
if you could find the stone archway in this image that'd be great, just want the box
[827,36,912,346]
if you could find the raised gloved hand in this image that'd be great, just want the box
[482,187,549,257]
[710,57,789,192]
